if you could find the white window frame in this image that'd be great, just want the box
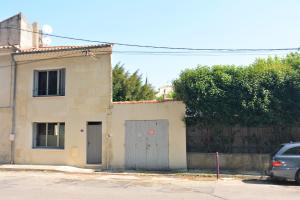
[33,122,65,149]
[33,68,65,96]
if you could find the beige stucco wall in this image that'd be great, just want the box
[2,46,187,170]
[0,52,13,163]
[0,108,11,163]
[19,15,33,49]
[0,53,12,107]
[13,49,112,167]
[109,101,187,170]
[0,13,38,49]
[0,14,21,47]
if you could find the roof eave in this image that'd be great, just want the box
[13,44,112,56]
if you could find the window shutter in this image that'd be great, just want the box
[59,68,66,95]
[33,70,39,96]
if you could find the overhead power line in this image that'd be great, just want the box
[0,50,111,68]
[0,49,296,69]
[1,26,299,52]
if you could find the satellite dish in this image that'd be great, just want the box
[42,36,52,46]
[42,24,53,34]
[41,24,53,46]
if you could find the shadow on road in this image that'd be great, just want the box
[242,178,299,186]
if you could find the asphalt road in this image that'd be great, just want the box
[0,171,299,200]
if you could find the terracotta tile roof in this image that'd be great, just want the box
[20,46,79,52]
[112,99,178,104]
[18,44,112,54]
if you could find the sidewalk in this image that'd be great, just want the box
[0,164,95,173]
[0,164,268,180]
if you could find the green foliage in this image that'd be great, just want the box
[284,53,300,70]
[173,53,300,126]
[113,63,156,101]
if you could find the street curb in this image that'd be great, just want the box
[0,165,268,180]
[0,165,95,174]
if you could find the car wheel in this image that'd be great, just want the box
[296,170,300,184]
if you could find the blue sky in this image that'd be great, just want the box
[1,0,300,88]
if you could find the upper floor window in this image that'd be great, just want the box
[33,69,65,96]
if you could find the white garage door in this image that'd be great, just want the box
[125,120,169,170]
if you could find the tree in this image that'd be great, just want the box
[113,63,156,101]
[113,64,128,101]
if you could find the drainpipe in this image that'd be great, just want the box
[10,54,17,164]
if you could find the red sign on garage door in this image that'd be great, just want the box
[147,128,156,136]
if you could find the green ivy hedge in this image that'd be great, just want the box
[173,53,300,126]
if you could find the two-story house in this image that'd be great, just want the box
[0,13,187,170]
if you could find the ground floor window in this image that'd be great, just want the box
[33,122,65,149]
